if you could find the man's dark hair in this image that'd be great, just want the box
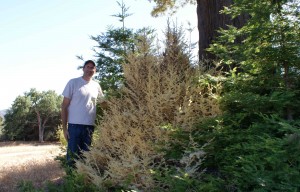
[83,60,96,67]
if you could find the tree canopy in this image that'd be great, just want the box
[3,89,62,142]
[146,0,196,16]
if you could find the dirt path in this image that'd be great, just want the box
[0,142,65,192]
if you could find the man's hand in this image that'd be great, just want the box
[63,128,69,141]
[61,97,71,141]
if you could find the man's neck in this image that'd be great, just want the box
[82,75,92,82]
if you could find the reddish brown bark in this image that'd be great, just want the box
[197,0,249,65]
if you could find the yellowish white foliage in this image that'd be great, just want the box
[76,37,221,190]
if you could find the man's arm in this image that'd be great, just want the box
[61,97,71,140]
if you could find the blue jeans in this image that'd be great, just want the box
[66,123,94,167]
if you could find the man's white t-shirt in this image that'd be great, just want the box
[62,77,104,125]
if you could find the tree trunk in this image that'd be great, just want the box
[39,124,44,142]
[36,111,43,142]
[197,0,249,69]
[41,117,49,142]
[35,109,44,142]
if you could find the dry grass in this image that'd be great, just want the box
[0,141,65,192]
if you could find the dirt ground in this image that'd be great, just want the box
[0,141,65,192]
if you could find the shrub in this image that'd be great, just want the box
[75,32,221,191]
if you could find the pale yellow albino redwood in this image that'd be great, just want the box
[76,37,222,190]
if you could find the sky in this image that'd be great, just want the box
[0,0,198,110]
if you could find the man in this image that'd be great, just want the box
[61,60,104,167]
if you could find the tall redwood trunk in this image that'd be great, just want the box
[197,0,249,69]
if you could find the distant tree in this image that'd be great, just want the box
[0,115,4,139]
[25,89,62,142]
[0,116,3,126]
[162,19,193,72]
[3,96,32,140]
[3,89,62,142]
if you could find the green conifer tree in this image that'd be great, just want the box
[199,1,300,191]
[90,1,155,97]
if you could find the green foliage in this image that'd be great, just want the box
[3,96,32,140]
[54,125,68,173]
[3,88,62,141]
[163,19,195,67]
[198,0,300,191]
[146,0,197,17]
[17,180,43,192]
[152,167,203,192]
[90,1,155,97]
[200,115,300,191]
[154,74,222,191]
[46,171,102,192]
[153,138,206,192]
[209,0,300,86]
[0,116,4,140]
[56,125,67,147]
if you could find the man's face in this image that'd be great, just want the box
[83,63,96,78]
